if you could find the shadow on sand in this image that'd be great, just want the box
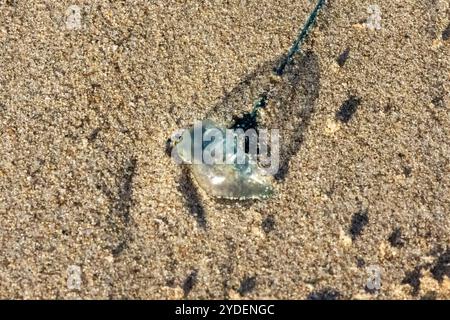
[172,51,321,227]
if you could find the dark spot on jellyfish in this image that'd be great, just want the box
[182,270,198,297]
[336,96,361,123]
[402,266,422,296]
[336,48,350,67]
[229,94,267,155]
[262,215,275,233]
[231,93,267,132]
[442,22,450,41]
[349,209,369,240]
[431,96,445,108]
[356,257,365,268]
[388,228,405,247]
[402,166,412,177]
[88,127,101,142]
[231,112,258,132]
[431,249,450,282]
[307,288,340,300]
[238,276,256,296]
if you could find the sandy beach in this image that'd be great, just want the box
[0,0,449,299]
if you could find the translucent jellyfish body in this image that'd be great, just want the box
[173,120,274,200]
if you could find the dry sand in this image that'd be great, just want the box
[0,0,449,299]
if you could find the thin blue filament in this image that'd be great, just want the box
[230,0,326,130]
[274,0,326,76]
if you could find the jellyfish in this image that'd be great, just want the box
[171,0,326,200]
